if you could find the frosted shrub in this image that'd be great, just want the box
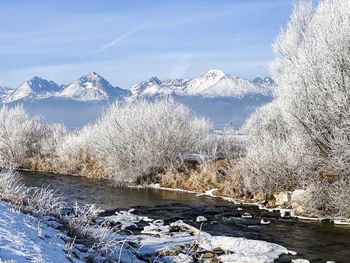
[90,99,211,185]
[26,186,65,216]
[0,105,46,168]
[0,105,65,171]
[240,101,317,196]
[30,124,67,171]
[300,177,350,218]
[0,170,26,204]
[54,126,102,176]
[328,177,350,218]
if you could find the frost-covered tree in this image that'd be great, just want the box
[241,0,350,215]
[272,0,350,169]
[90,99,211,184]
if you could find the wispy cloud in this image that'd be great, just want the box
[95,25,144,53]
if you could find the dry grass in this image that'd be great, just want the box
[28,153,108,179]
[80,157,108,179]
[161,159,244,197]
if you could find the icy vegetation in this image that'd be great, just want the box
[239,0,350,218]
[89,99,211,184]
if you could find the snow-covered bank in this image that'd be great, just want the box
[0,198,292,263]
[0,201,71,262]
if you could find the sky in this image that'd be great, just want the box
[0,0,294,89]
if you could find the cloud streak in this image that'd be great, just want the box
[95,25,144,53]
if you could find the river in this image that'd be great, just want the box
[21,171,350,263]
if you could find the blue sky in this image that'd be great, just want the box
[0,0,294,88]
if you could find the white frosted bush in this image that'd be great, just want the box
[26,186,65,216]
[54,126,93,175]
[0,170,26,204]
[240,101,317,195]
[90,99,211,184]
[0,105,46,167]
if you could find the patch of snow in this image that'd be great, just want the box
[260,219,271,225]
[333,219,350,225]
[242,212,253,218]
[142,220,170,236]
[105,210,153,229]
[292,259,310,263]
[200,236,288,263]
[195,188,218,197]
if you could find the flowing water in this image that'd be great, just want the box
[21,171,350,263]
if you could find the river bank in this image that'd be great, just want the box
[0,170,295,263]
[23,167,348,225]
[138,183,350,226]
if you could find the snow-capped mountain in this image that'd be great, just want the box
[3,72,130,103]
[130,70,275,128]
[58,72,129,101]
[5,77,62,102]
[182,70,265,97]
[1,70,275,128]
[131,70,273,99]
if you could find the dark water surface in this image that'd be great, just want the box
[21,171,350,263]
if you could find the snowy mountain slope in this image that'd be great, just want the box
[252,77,276,94]
[130,77,189,98]
[181,69,262,97]
[0,86,13,102]
[5,77,62,102]
[58,72,130,101]
[131,70,274,99]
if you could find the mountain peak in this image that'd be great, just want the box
[148,76,162,85]
[204,69,226,77]
[4,77,62,102]
[58,73,129,101]
[29,76,44,82]
[79,72,105,83]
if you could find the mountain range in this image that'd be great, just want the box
[0,70,275,129]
